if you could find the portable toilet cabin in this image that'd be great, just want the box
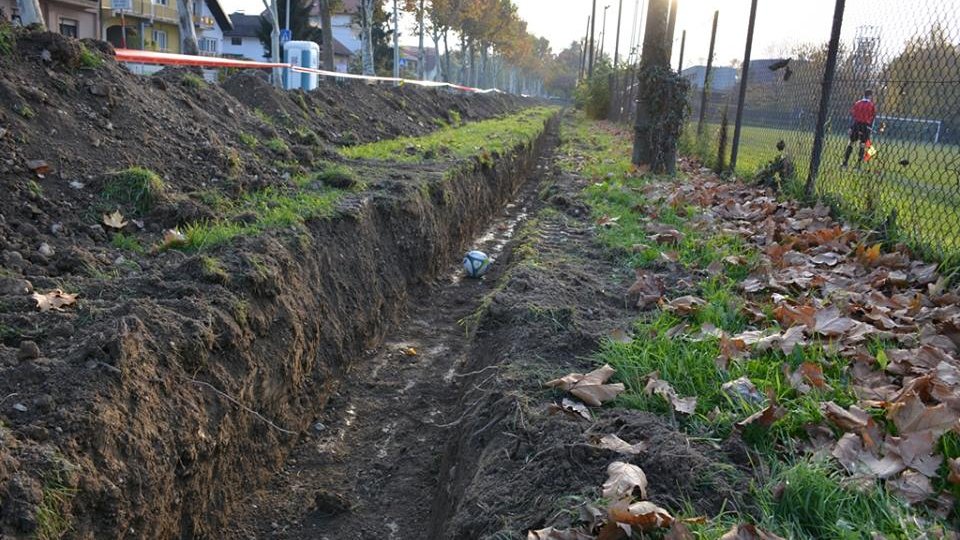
[283,41,320,91]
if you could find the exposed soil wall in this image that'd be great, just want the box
[0,25,553,538]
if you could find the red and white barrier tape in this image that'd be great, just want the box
[113,49,500,93]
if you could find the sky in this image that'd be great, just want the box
[221,0,960,67]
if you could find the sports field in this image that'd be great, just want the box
[688,123,960,258]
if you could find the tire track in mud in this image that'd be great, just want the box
[225,135,557,540]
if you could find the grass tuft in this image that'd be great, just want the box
[103,167,165,213]
[110,231,144,253]
[77,44,102,68]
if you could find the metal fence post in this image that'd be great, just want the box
[729,0,757,174]
[696,10,718,138]
[804,0,846,197]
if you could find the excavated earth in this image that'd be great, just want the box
[226,120,753,539]
[0,27,537,539]
[1,27,750,540]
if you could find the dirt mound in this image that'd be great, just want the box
[0,24,539,538]
[221,71,522,146]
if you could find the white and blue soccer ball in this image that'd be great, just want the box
[463,250,491,278]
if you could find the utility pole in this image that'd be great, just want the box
[599,4,610,62]
[677,29,685,71]
[588,0,597,77]
[805,0,847,196]
[729,0,758,174]
[613,0,623,68]
[697,10,718,137]
[284,0,290,34]
[393,0,400,79]
[580,15,591,80]
[627,0,639,64]
[262,0,281,86]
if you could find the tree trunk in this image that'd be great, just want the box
[443,29,452,83]
[417,0,425,80]
[319,0,335,71]
[480,44,488,88]
[360,0,375,75]
[469,41,476,87]
[459,34,467,84]
[178,0,199,55]
[431,31,442,81]
[632,0,671,166]
[16,0,45,27]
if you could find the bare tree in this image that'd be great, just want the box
[359,0,376,75]
[319,0,335,70]
[178,0,200,55]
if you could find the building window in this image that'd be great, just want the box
[153,0,168,6]
[199,37,217,54]
[230,37,241,46]
[59,18,78,37]
[152,29,167,51]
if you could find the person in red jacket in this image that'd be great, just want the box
[842,89,876,169]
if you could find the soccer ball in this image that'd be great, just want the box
[463,250,491,278]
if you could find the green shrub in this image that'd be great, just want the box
[77,44,102,68]
[265,137,289,154]
[0,23,13,57]
[574,65,612,120]
[315,163,358,189]
[238,132,258,148]
[181,73,206,89]
[111,232,144,253]
[103,167,166,213]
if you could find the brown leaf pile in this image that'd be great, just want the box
[31,289,78,312]
[545,364,625,407]
[651,173,960,507]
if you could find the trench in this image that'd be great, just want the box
[208,116,561,539]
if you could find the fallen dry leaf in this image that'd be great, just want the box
[662,295,706,316]
[785,361,831,394]
[527,527,593,540]
[31,289,78,312]
[722,377,764,405]
[663,521,694,540]
[607,499,674,531]
[162,228,187,249]
[602,461,648,500]
[736,392,785,430]
[626,269,663,309]
[545,364,625,407]
[549,398,592,421]
[596,434,648,455]
[644,372,697,415]
[102,209,128,229]
[597,215,620,228]
[812,306,857,337]
[888,469,935,504]
[887,390,959,441]
[719,523,786,540]
[949,458,960,484]
[608,328,633,344]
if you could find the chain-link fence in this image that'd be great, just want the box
[628,0,960,260]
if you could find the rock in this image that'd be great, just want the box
[12,403,28,412]
[50,222,63,235]
[69,180,85,189]
[88,224,106,241]
[16,222,39,237]
[38,243,54,257]
[0,277,32,295]
[17,341,41,361]
[89,84,111,97]
[25,159,52,175]
[3,250,26,269]
[313,422,326,432]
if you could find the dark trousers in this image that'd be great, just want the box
[843,122,871,166]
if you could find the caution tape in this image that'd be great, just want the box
[113,49,500,93]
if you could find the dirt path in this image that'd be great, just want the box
[226,138,554,540]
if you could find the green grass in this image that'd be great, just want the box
[103,167,165,213]
[35,460,78,540]
[340,107,557,163]
[238,132,258,148]
[0,23,12,57]
[180,185,343,250]
[265,137,289,154]
[559,111,947,538]
[110,231,144,253]
[27,179,43,197]
[199,255,230,283]
[689,122,960,259]
[313,163,359,189]
[15,103,35,119]
[181,73,206,89]
[77,44,102,69]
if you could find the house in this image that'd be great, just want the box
[308,0,359,54]
[1,0,99,39]
[98,0,230,53]
[398,45,438,80]
[194,0,231,56]
[680,65,737,92]
[222,12,264,60]
[325,35,352,72]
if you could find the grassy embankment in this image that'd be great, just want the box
[557,112,950,538]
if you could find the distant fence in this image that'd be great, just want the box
[612,0,960,260]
